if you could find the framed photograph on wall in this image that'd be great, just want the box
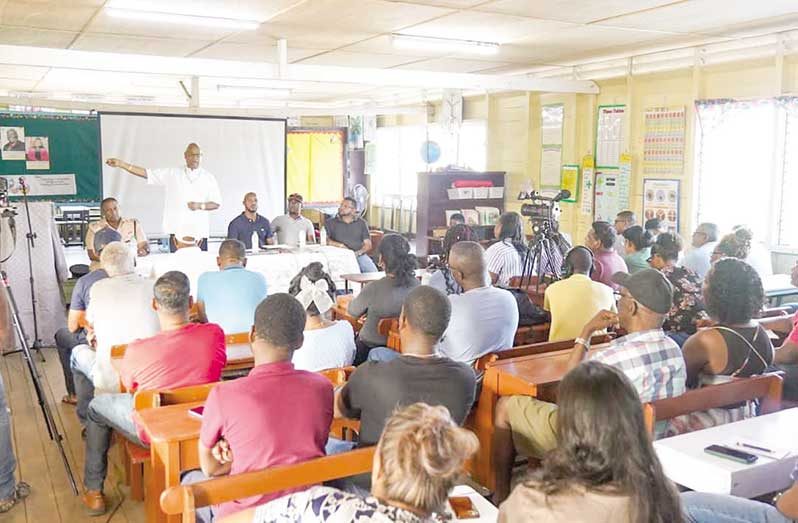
[642,178,680,233]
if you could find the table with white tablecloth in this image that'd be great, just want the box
[134,245,360,295]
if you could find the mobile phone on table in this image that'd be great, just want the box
[704,444,758,464]
[449,496,479,519]
[188,406,204,419]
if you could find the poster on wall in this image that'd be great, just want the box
[540,103,564,189]
[560,165,579,202]
[25,136,50,170]
[541,146,562,188]
[580,155,594,216]
[643,106,685,176]
[596,105,626,169]
[594,170,621,222]
[617,153,632,211]
[3,174,76,196]
[1,126,25,160]
[643,178,680,233]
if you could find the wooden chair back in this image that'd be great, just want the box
[319,366,356,387]
[111,343,127,359]
[378,318,401,351]
[133,382,219,411]
[473,334,613,371]
[160,447,376,522]
[225,332,249,345]
[644,374,783,434]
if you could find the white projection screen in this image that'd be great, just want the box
[99,112,286,237]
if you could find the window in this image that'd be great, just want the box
[695,98,798,249]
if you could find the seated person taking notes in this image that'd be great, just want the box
[493,269,686,502]
[271,193,316,247]
[226,192,274,250]
[80,271,226,515]
[85,197,148,271]
[196,239,268,335]
[325,197,376,273]
[184,294,333,523]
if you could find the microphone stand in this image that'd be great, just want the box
[4,180,44,360]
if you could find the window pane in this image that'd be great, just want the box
[779,110,798,247]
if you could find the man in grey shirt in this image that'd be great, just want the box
[325,197,376,273]
[271,193,316,246]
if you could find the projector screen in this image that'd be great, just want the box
[99,112,286,237]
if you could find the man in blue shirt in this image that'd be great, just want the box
[226,192,274,249]
[196,239,268,334]
[54,227,120,405]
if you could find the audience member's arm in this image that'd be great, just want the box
[198,389,232,477]
[217,508,255,523]
[347,284,372,319]
[565,310,618,372]
[356,238,372,257]
[757,315,794,334]
[777,480,798,518]
[333,386,348,419]
[199,440,232,477]
[682,332,711,388]
[306,222,316,244]
[67,309,86,333]
[193,301,208,324]
[334,374,363,420]
[87,249,100,262]
[775,340,798,365]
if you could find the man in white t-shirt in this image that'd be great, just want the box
[271,193,316,247]
[70,242,160,427]
[105,143,222,251]
[680,222,718,280]
[440,241,518,364]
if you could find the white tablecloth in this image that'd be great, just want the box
[134,245,360,295]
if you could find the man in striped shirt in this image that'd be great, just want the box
[492,268,686,502]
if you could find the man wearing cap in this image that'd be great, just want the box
[105,143,221,252]
[271,193,316,247]
[54,227,121,405]
[492,268,687,503]
[227,192,274,250]
[85,198,148,271]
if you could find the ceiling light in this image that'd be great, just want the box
[391,34,499,56]
[216,85,292,98]
[106,3,260,30]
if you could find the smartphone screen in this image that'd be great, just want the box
[188,406,204,419]
[449,496,479,519]
[704,444,758,464]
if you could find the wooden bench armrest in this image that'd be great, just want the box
[225,332,250,345]
[160,447,376,516]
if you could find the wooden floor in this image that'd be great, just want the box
[1,347,145,523]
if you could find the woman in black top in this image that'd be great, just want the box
[683,257,773,388]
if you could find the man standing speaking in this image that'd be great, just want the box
[105,143,221,251]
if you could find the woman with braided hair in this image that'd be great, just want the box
[427,223,478,295]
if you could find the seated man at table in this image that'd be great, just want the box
[184,294,333,523]
[226,192,274,250]
[334,286,476,489]
[544,246,616,342]
[439,241,517,364]
[196,239,268,335]
[55,227,120,405]
[80,271,226,515]
[325,197,376,273]
[70,242,160,426]
[493,268,686,502]
[85,197,149,271]
[271,192,316,247]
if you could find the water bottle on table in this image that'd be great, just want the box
[251,231,259,252]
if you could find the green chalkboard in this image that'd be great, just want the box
[0,112,101,201]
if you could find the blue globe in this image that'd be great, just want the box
[420,141,441,164]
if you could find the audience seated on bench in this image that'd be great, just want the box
[288,262,355,371]
[223,402,478,523]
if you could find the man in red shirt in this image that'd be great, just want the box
[81,271,226,515]
[184,293,333,522]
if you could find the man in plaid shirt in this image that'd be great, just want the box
[493,269,686,502]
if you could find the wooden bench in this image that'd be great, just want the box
[644,373,784,435]
[472,333,613,371]
[160,447,376,523]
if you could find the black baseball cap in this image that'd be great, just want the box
[612,269,674,315]
[93,227,122,254]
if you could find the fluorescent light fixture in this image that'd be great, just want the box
[106,3,260,30]
[391,34,499,56]
[216,85,292,98]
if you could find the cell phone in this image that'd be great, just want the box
[449,496,479,519]
[704,444,758,464]
[188,406,204,419]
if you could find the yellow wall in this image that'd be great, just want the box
[466,56,798,250]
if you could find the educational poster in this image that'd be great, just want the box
[617,153,632,211]
[347,116,363,149]
[1,126,25,160]
[643,106,685,176]
[596,105,626,169]
[594,170,621,222]
[580,155,594,216]
[2,174,76,196]
[25,136,50,170]
[560,165,579,202]
[643,178,680,232]
[540,103,564,189]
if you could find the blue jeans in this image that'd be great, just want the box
[356,253,378,273]
[84,393,142,491]
[70,345,96,426]
[180,470,216,523]
[367,347,401,363]
[667,330,691,348]
[0,373,17,500]
[323,437,370,497]
[681,492,791,523]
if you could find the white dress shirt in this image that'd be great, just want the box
[146,166,222,239]
[680,241,717,280]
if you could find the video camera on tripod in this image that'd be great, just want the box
[518,189,570,239]
[516,189,571,290]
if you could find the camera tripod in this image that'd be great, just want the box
[1,270,77,494]
[519,232,562,293]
